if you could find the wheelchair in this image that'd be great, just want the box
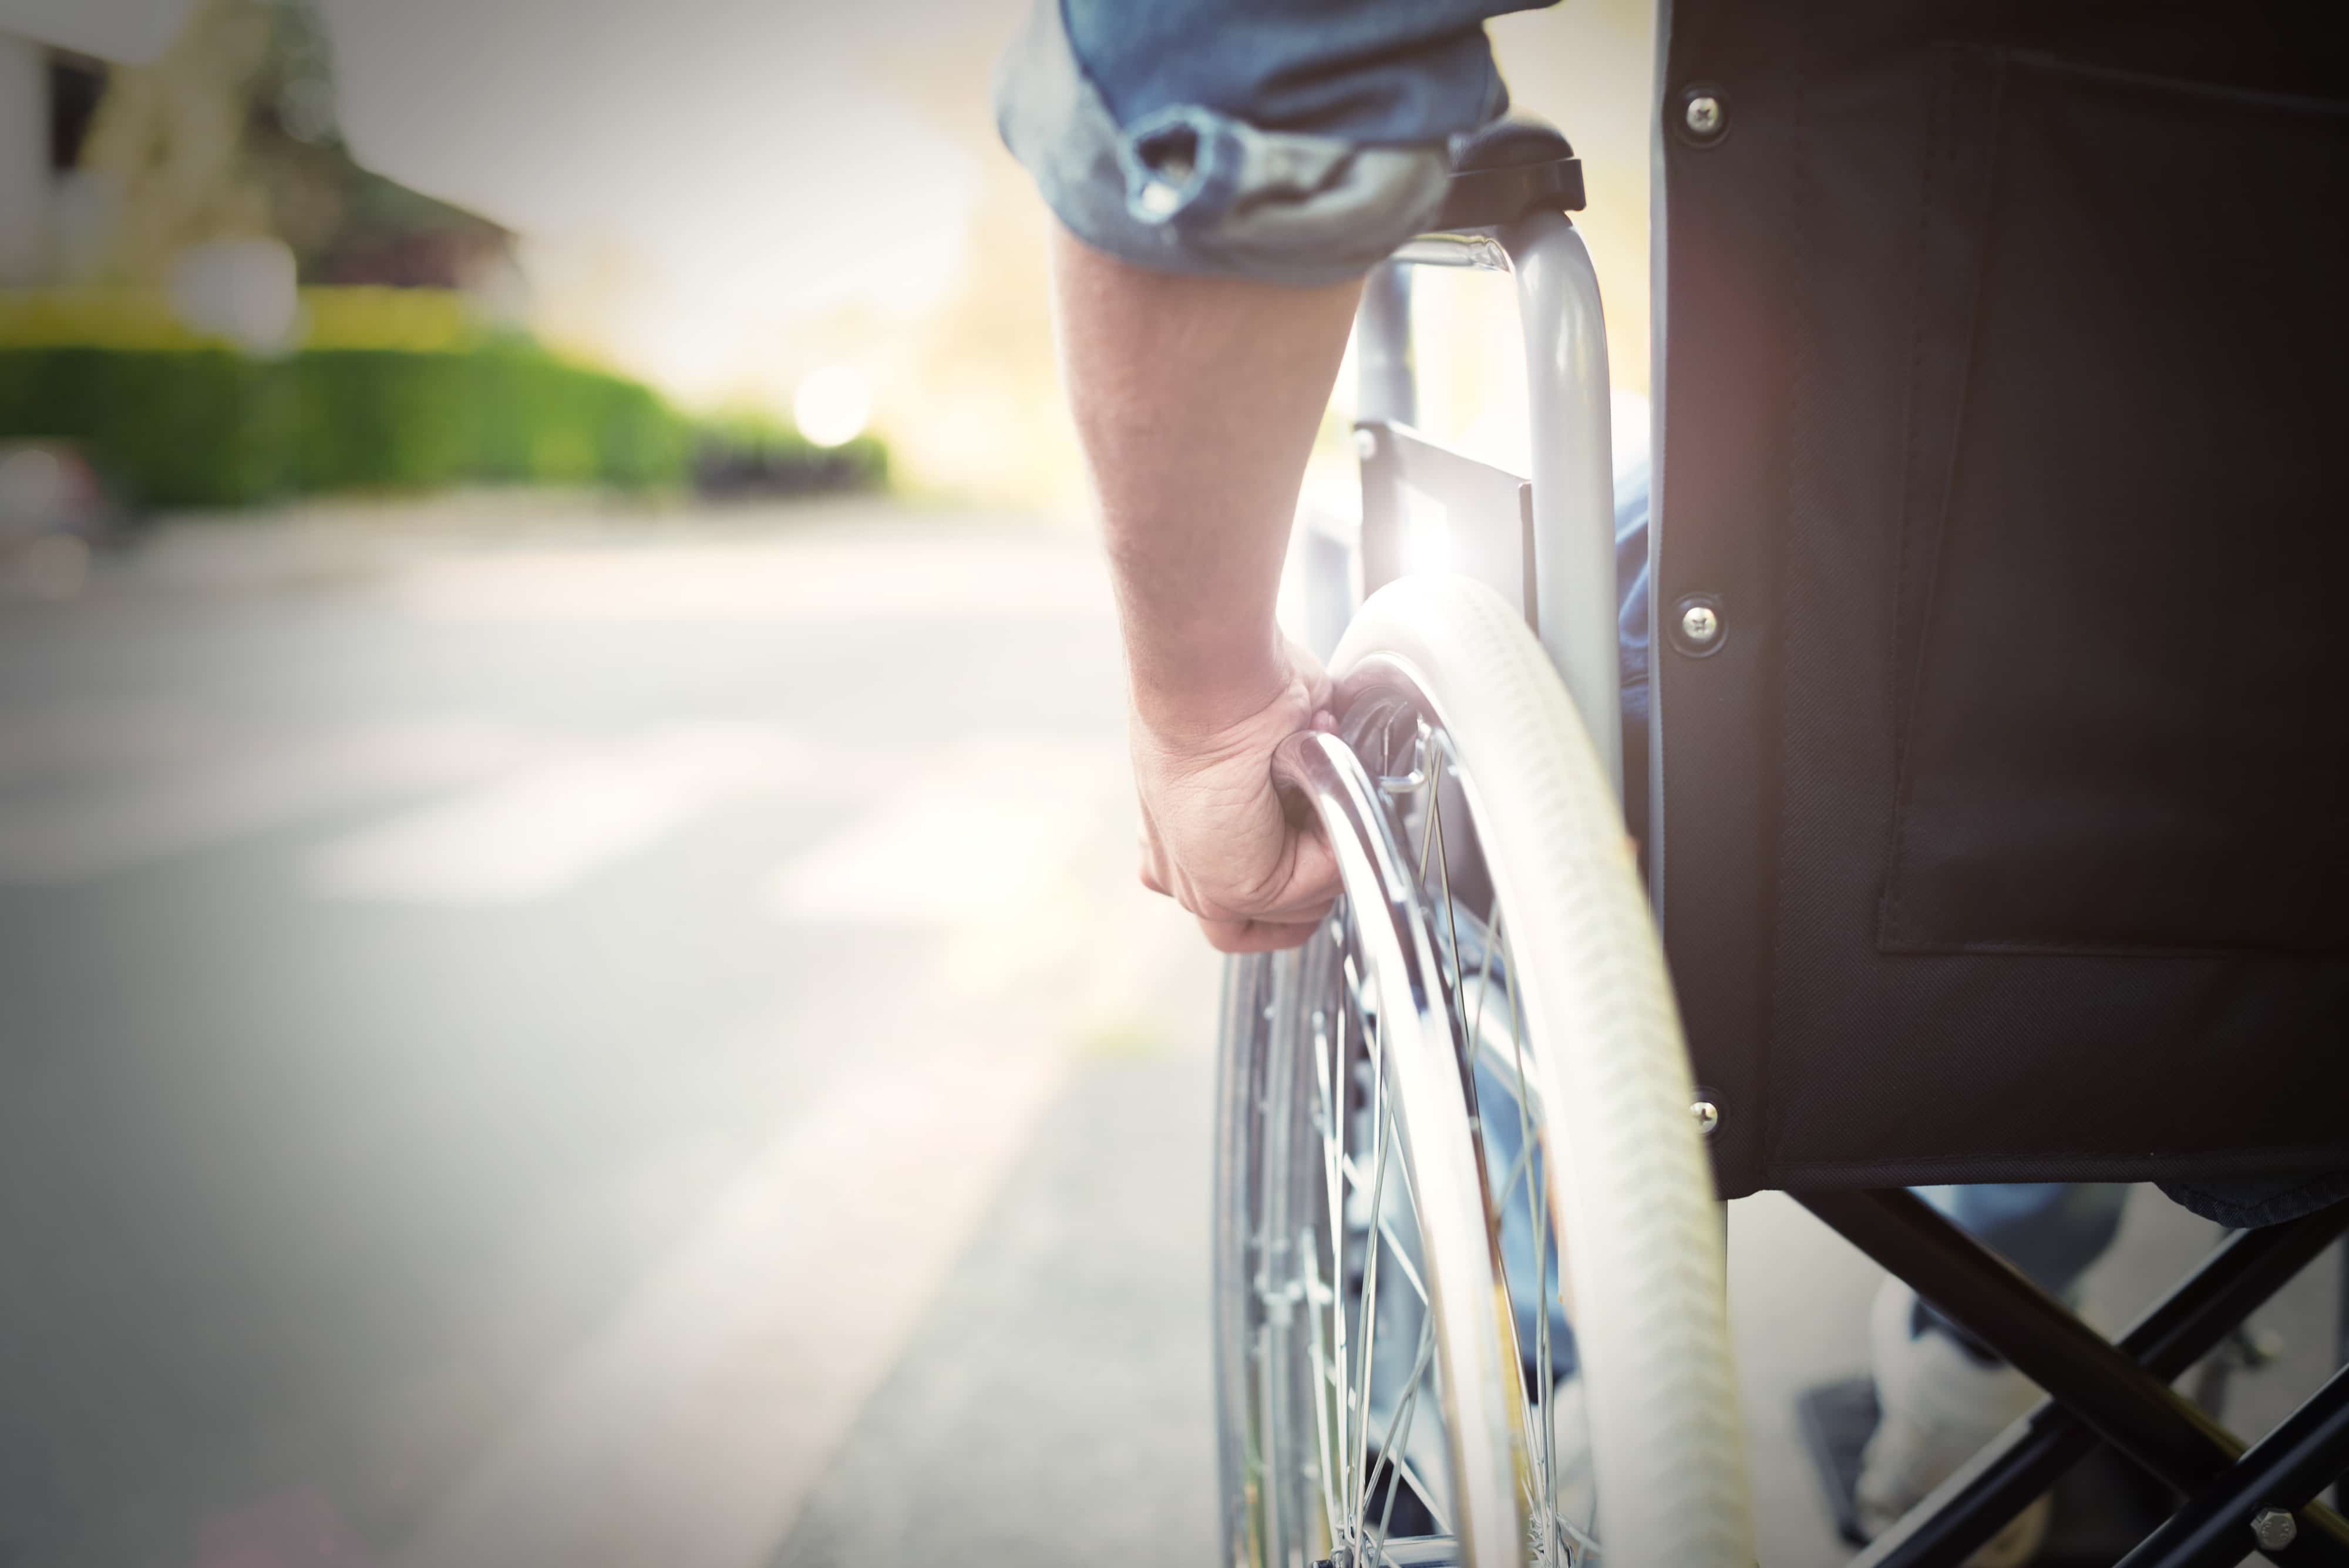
[1208,80,2349,1568]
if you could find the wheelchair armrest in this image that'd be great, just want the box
[1431,114,1585,230]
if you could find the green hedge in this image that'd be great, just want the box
[0,343,876,510]
[689,415,889,499]
[0,346,290,508]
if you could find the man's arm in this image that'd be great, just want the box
[1051,228,1361,951]
[1002,0,1549,948]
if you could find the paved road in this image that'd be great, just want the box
[0,501,2333,1568]
[0,503,1211,1568]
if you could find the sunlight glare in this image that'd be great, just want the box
[792,367,874,449]
[1402,487,1455,576]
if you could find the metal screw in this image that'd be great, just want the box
[1691,1100,1720,1138]
[1681,602,1721,647]
[1137,178,1184,218]
[1684,93,1725,139]
[1354,428,1379,460]
[2252,1509,2298,1550]
[1329,1547,1355,1568]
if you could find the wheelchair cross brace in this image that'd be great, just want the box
[1800,1189,2349,1568]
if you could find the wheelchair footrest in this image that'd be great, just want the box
[1796,1376,2175,1565]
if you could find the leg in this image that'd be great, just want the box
[1859,1186,2132,1564]
[1920,1183,2132,1306]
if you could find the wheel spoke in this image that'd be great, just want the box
[1344,1175,1429,1305]
[1468,896,1503,1073]
[1556,1509,1600,1559]
[1429,765,1469,1021]
[1486,1135,1534,1220]
[1384,1447,1455,1542]
[1426,768,1480,1127]
[1302,1230,1345,1544]
[1500,907,1559,1546]
[1351,1022,1397,1535]
[1330,958,1357,1527]
[1368,1310,1441,1556]
[1342,960,1374,1040]
[1414,726,1442,883]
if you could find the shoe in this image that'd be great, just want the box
[1855,1280,2052,1567]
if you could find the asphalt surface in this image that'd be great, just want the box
[0,500,2334,1568]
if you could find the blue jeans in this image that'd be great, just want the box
[1919,1184,2131,1303]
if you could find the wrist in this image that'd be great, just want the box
[1126,636,1292,746]
[1130,672,1286,748]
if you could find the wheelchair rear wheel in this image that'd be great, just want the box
[1212,577,1752,1568]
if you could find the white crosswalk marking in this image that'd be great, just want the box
[305,724,844,904]
[0,720,539,883]
[381,537,1115,624]
[766,741,1126,926]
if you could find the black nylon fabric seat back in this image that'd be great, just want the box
[1650,0,2349,1198]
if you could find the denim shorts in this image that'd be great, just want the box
[995,0,1552,285]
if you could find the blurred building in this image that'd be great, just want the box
[0,5,163,285]
[1,0,523,314]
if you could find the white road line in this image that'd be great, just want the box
[382,540,1115,624]
[766,741,1125,925]
[391,809,1185,1568]
[0,721,540,883]
[305,724,842,904]
[393,1025,1073,1568]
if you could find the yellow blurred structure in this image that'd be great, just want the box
[71,0,279,287]
[0,284,477,352]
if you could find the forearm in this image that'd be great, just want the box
[1050,227,1362,737]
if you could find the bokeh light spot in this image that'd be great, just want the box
[793,367,873,449]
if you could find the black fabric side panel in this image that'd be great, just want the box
[1653,0,2349,1192]
[1880,51,2349,957]
[1772,953,2349,1183]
